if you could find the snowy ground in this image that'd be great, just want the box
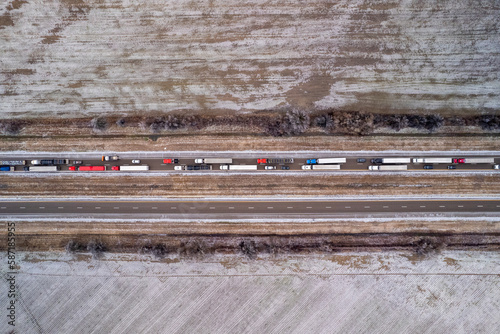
[1,251,499,333]
[1,0,499,117]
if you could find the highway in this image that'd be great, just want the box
[0,153,499,172]
[1,199,500,219]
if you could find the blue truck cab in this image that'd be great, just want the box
[0,166,12,171]
[306,159,317,164]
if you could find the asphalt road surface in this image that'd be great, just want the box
[2,199,500,219]
[1,154,499,172]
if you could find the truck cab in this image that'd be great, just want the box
[306,159,317,164]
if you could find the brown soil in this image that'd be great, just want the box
[1,173,499,197]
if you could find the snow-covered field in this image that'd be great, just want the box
[1,0,499,117]
[1,251,499,333]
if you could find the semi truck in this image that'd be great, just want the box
[24,166,60,172]
[0,160,26,165]
[220,165,257,171]
[174,165,212,170]
[302,165,341,170]
[111,166,149,171]
[258,158,294,164]
[306,158,346,164]
[372,158,411,164]
[195,158,233,164]
[453,158,495,164]
[413,158,452,164]
[369,165,408,171]
[31,159,69,165]
[76,166,106,171]
[0,166,14,171]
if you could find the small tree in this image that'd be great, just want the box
[239,240,257,259]
[90,117,108,132]
[87,240,106,259]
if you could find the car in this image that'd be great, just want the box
[265,166,276,170]
[423,165,433,169]
[174,166,183,170]
[281,166,290,170]
[371,158,383,164]
[102,155,119,161]
[494,165,500,170]
[111,166,120,171]
[453,158,465,164]
[72,160,82,165]
[68,166,76,171]
[357,158,366,163]
[132,160,140,164]
[306,159,317,164]
[257,159,267,164]
[301,165,312,170]
[187,165,201,170]
[447,165,457,169]
[163,159,179,164]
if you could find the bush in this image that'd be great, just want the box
[239,240,257,259]
[179,240,205,258]
[0,120,24,135]
[90,117,108,132]
[414,237,446,256]
[327,111,374,135]
[384,114,409,131]
[65,240,86,253]
[116,118,126,127]
[477,115,500,130]
[87,240,106,259]
[266,109,310,136]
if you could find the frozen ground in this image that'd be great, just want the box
[1,0,499,117]
[1,251,499,333]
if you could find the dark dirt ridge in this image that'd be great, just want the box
[9,233,500,259]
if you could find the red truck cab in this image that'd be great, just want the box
[257,159,267,164]
[112,166,120,171]
[453,158,465,163]
[69,166,76,171]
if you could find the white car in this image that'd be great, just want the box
[174,166,184,170]
[494,165,499,170]
[301,165,312,170]
[264,166,276,170]
[132,160,140,164]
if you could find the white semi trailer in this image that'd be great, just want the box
[369,165,407,171]
[117,166,150,171]
[220,165,257,171]
[413,158,452,164]
[302,165,341,170]
[461,158,495,164]
[25,166,60,172]
[195,158,233,164]
[317,158,346,164]
[0,160,26,165]
[381,158,411,164]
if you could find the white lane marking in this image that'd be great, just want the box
[152,207,157,210]
[287,207,293,209]
[345,206,351,209]
[248,207,254,209]
[477,205,483,208]
[95,207,101,209]
[58,207,64,209]
[77,207,82,209]
[190,207,196,209]
[306,207,312,209]
[458,205,464,208]
[267,207,274,209]
[39,206,45,209]
[326,206,331,209]
[209,207,215,210]
[439,205,445,208]
[402,206,407,208]
[20,206,25,209]
[133,207,138,209]
[497,205,500,208]
[171,207,177,209]
[364,206,370,209]
[229,207,234,210]
[114,207,119,210]
[1,207,6,209]
[420,206,426,208]
[383,206,389,209]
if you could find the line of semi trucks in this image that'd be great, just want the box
[0,157,498,172]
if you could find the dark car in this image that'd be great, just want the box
[423,165,433,169]
[281,166,290,170]
[357,158,366,163]
[371,158,383,164]
[186,165,201,170]
[447,165,456,169]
